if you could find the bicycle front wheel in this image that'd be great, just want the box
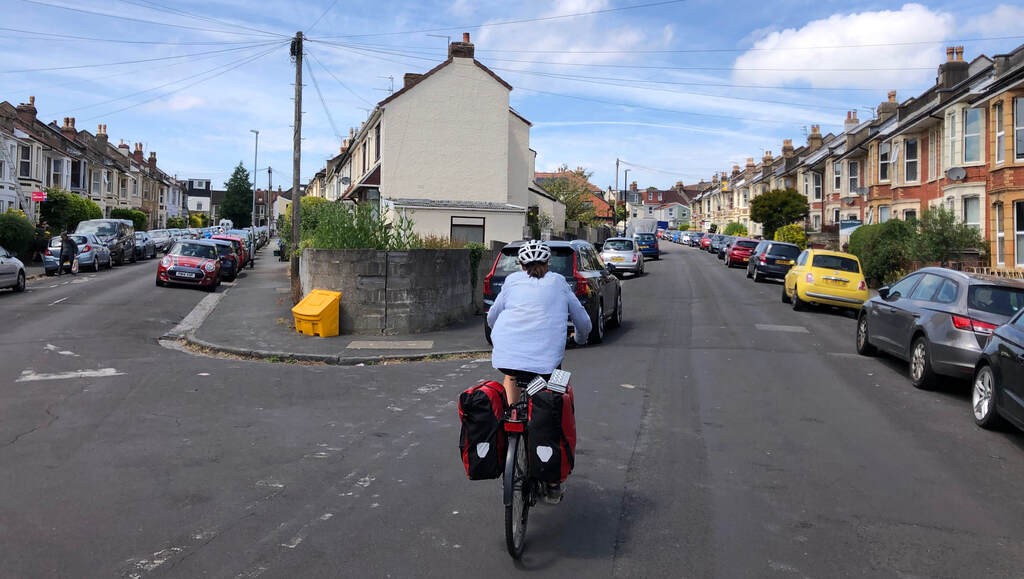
[504,432,530,559]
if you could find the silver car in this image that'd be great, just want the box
[0,245,26,292]
[600,237,644,277]
[44,234,112,274]
[857,268,1024,389]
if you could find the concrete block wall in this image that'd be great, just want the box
[300,248,474,335]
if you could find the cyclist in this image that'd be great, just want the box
[486,240,591,502]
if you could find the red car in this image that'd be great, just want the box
[724,237,760,268]
[155,239,222,291]
[699,233,713,250]
[212,234,248,270]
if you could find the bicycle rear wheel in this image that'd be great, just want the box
[504,432,530,559]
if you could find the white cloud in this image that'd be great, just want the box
[731,4,954,88]
[966,4,1024,37]
[166,95,205,111]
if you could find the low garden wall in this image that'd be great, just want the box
[299,248,474,335]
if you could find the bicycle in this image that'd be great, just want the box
[501,369,572,559]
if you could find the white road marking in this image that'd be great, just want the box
[255,480,285,489]
[620,384,637,389]
[197,372,210,376]
[58,350,78,356]
[755,323,809,333]
[165,291,225,338]
[44,344,57,351]
[49,297,68,305]
[280,536,303,549]
[16,368,124,382]
[346,340,434,350]
[319,513,333,521]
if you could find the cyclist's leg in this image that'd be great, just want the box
[503,374,518,405]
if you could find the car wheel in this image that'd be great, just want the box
[973,365,1006,429]
[106,255,113,269]
[608,291,622,329]
[753,270,764,283]
[92,258,100,272]
[781,283,791,304]
[909,336,937,390]
[130,251,137,263]
[155,276,164,287]
[855,313,877,356]
[13,271,25,292]
[746,267,752,279]
[792,285,805,311]
[589,303,605,344]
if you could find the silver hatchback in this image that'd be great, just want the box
[600,237,644,277]
[856,267,1024,389]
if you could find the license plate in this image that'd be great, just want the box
[823,279,845,286]
[776,259,793,265]
[176,271,197,279]
[611,257,624,262]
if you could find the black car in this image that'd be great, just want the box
[708,234,725,254]
[747,240,801,282]
[209,238,240,282]
[76,219,136,265]
[716,235,735,260]
[483,240,622,345]
[972,308,1024,433]
[134,231,157,260]
[857,268,1024,389]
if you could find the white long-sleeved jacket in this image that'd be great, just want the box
[487,270,592,375]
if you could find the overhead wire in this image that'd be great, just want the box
[306,47,374,107]
[0,26,270,45]
[308,0,342,34]
[116,0,288,38]
[0,41,284,74]
[304,56,345,144]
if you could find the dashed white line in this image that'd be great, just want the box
[49,297,68,306]
[16,368,124,382]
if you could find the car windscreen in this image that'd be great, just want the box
[968,285,1024,317]
[77,221,116,236]
[811,254,860,273]
[150,230,168,237]
[171,242,217,259]
[496,247,574,276]
[735,240,758,249]
[604,240,634,251]
[767,244,801,259]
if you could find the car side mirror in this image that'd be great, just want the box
[877,286,890,299]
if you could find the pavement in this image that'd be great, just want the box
[4,241,1024,577]
[179,244,492,364]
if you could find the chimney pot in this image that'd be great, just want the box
[946,46,955,62]
[955,46,964,62]
[29,96,35,106]
[463,32,470,43]
[70,117,75,128]
[888,90,897,103]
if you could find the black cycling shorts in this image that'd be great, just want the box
[498,368,556,387]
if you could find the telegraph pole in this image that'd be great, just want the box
[266,166,272,229]
[290,31,304,304]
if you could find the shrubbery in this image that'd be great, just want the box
[39,188,102,233]
[110,208,149,231]
[0,209,35,256]
[280,198,418,251]
[723,221,748,236]
[773,224,807,249]
[166,217,187,229]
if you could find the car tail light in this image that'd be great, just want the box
[80,244,91,253]
[632,254,637,262]
[952,315,998,335]
[483,255,499,295]
[805,273,814,284]
[572,253,588,297]
[858,280,866,291]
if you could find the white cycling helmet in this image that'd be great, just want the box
[517,240,551,265]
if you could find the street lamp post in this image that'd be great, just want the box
[622,168,630,235]
[250,129,259,230]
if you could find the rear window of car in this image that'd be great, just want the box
[767,244,801,259]
[735,240,758,249]
[50,235,88,246]
[811,254,860,273]
[216,244,234,257]
[968,285,1024,316]
[495,247,574,276]
[635,233,655,241]
[604,240,634,251]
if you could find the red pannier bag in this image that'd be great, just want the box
[458,381,508,480]
[527,386,576,483]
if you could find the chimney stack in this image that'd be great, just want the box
[877,90,898,122]
[16,96,37,126]
[60,117,77,140]
[449,31,475,59]
[96,124,108,146]
[782,138,795,158]
[148,151,157,170]
[746,157,756,172]
[807,125,822,152]
[132,142,144,163]
[844,110,859,132]
[762,150,773,166]
[629,181,638,192]
[731,165,740,177]
[937,45,969,89]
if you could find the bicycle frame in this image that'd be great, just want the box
[502,401,529,507]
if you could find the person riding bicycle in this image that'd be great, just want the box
[486,240,591,502]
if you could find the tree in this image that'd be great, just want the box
[166,217,187,229]
[39,187,102,233]
[917,206,984,265]
[723,221,748,236]
[221,162,253,227]
[538,167,597,224]
[749,188,809,241]
[848,219,916,287]
[110,208,148,231]
[0,209,35,256]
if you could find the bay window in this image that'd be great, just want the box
[995,102,1004,164]
[904,139,919,182]
[18,145,30,178]
[91,170,100,194]
[879,206,891,223]
[996,203,1005,265]
[813,172,822,201]
[1016,201,1024,267]
[833,161,841,190]
[849,160,859,191]
[1015,98,1024,161]
[963,108,982,163]
[878,142,890,181]
[962,196,980,230]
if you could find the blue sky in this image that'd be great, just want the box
[4,0,1023,193]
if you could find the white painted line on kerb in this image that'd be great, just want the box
[17,368,125,382]
[346,340,434,350]
[49,297,68,306]
[755,324,809,334]
[165,292,224,338]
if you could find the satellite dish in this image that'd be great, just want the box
[341,176,351,185]
[856,186,870,196]
[946,167,967,182]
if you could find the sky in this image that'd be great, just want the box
[4,0,1024,193]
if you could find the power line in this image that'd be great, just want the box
[118,0,287,38]
[78,42,287,121]
[306,47,374,107]
[308,0,342,34]
[304,57,344,144]
[18,0,285,38]
[0,26,272,45]
[0,41,282,74]
[310,0,688,39]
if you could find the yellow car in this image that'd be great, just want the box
[782,249,869,312]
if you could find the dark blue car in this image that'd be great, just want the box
[634,232,660,260]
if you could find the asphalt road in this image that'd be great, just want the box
[2,242,1024,578]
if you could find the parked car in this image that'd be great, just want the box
[717,235,735,260]
[782,249,868,314]
[147,229,174,252]
[747,240,801,282]
[134,231,158,260]
[699,232,713,250]
[724,238,759,268]
[972,308,1024,433]
[633,232,660,260]
[75,218,135,265]
[0,245,26,292]
[44,234,112,274]
[227,229,256,267]
[600,237,644,277]
[857,268,1024,389]
[209,238,240,282]
[483,239,622,345]
[212,234,248,270]
[156,240,222,291]
[708,234,725,254]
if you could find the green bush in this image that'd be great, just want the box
[773,224,807,249]
[848,220,916,287]
[676,223,689,231]
[40,188,102,233]
[303,202,417,251]
[917,206,984,264]
[110,208,149,231]
[166,217,187,229]
[723,221,748,236]
[0,210,35,255]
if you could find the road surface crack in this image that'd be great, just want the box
[3,404,59,448]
